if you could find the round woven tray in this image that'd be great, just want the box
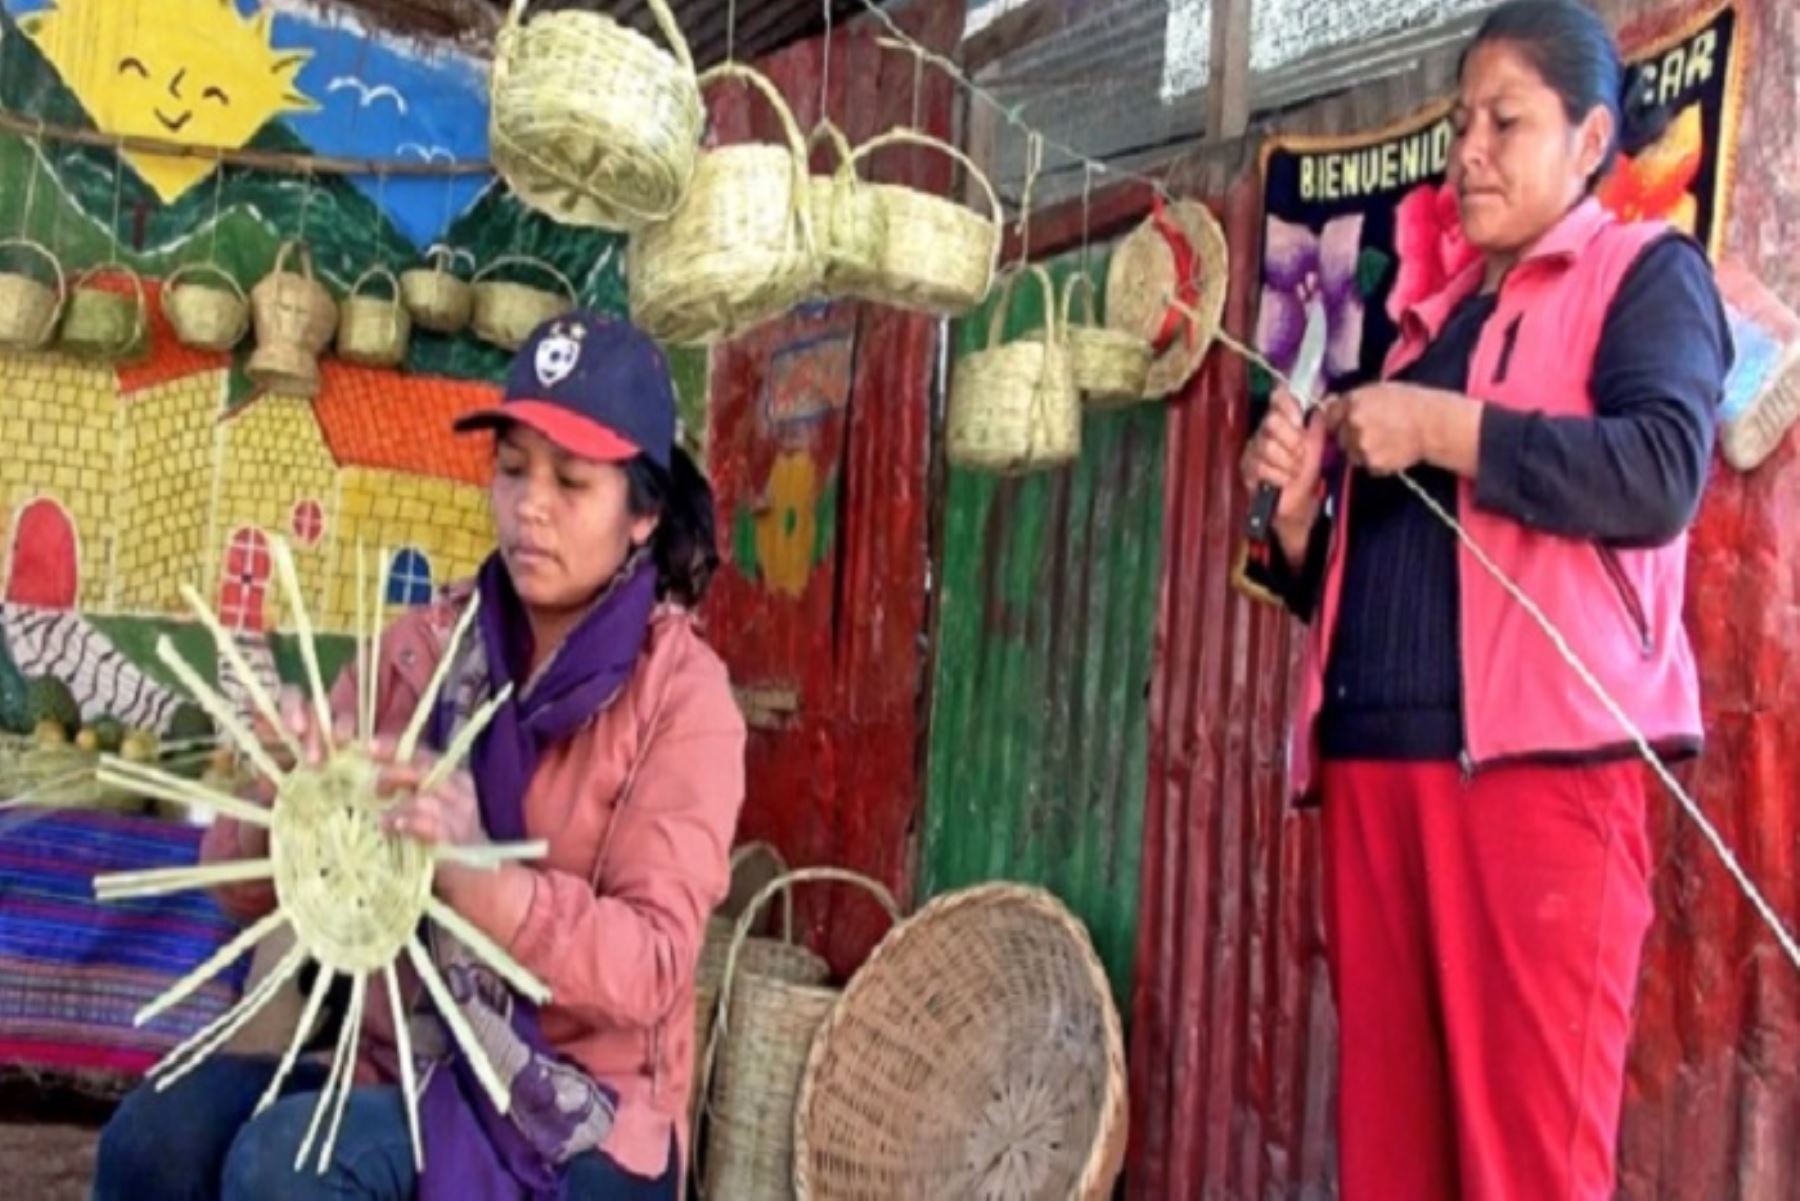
[1104,198,1229,399]
[794,884,1127,1201]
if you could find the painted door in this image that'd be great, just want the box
[5,498,79,608]
[218,527,273,633]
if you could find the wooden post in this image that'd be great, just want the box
[1207,0,1255,141]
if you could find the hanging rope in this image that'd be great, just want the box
[1015,130,1043,265]
[15,121,45,238]
[107,139,125,263]
[207,160,227,266]
[726,0,737,64]
[1079,162,1095,277]
[818,0,834,126]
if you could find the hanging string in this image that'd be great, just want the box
[818,0,834,126]
[207,158,227,266]
[372,169,388,265]
[1078,162,1095,277]
[910,41,925,132]
[298,166,316,243]
[107,138,125,262]
[16,120,45,238]
[726,0,737,63]
[1015,130,1043,265]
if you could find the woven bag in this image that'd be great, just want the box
[60,264,149,363]
[163,262,249,352]
[490,0,702,230]
[400,246,474,334]
[470,255,577,351]
[337,265,412,368]
[1062,272,1152,406]
[945,264,1081,474]
[629,62,816,346]
[248,241,338,399]
[794,884,1128,1201]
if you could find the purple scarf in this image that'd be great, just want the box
[417,551,658,1201]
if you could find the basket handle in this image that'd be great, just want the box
[422,244,472,277]
[0,236,67,343]
[693,866,901,1190]
[727,839,794,942]
[350,265,403,304]
[807,119,854,175]
[270,239,316,282]
[985,262,1059,350]
[471,254,578,304]
[697,62,815,258]
[848,127,1002,231]
[505,0,695,75]
[1061,271,1099,331]
[73,262,149,349]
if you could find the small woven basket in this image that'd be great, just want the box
[162,262,249,352]
[248,240,338,399]
[337,265,412,368]
[60,264,149,363]
[804,121,881,298]
[0,237,66,351]
[946,264,1081,474]
[836,129,1001,316]
[629,62,816,346]
[794,884,1128,1201]
[1062,272,1152,406]
[400,246,474,334]
[490,0,702,231]
[698,867,900,1201]
[470,254,576,351]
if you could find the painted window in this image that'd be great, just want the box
[291,499,326,547]
[218,527,273,632]
[387,547,434,607]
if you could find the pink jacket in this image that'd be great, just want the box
[202,596,747,1180]
[1291,199,1703,798]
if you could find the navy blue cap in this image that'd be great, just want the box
[454,312,675,470]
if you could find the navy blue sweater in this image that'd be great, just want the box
[1252,233,1731,761]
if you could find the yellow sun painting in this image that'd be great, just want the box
[23,0,316,202]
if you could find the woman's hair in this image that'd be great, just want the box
[624,445,720,608]
[1461,0,1670,187]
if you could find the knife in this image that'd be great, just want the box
[1246,292,1329,545]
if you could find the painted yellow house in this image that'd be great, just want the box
[0,277,497,634]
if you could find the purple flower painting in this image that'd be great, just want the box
[1254,213,1367,401]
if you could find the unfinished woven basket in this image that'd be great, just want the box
[0,237,66,351]
[60,264,149,363]
[629,62,816,346]
[491,0,702,231]
[337,265,412,368]
[1062,272,1153,406]
[248,241,338,399]
[470,255,577,351]
[400,246,473,334]
[698,868,899,1201]
[794,884,1128,1201]
[163,262,249,352]
[835,128,1001,316]
[804,121,881,299]
[946,264,1081,475]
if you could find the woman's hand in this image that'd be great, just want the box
[1330,382,1482,478]
[1242,385,1332,565]
[376,757,488,850]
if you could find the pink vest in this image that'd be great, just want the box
[1291,199,1704,799]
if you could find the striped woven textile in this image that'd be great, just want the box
[0,810,251,1078]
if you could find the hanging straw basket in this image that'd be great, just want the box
[490,0,702,231]
[1063,272,1153,405]
[470,255,576,351]
[805,121,881,298]
[795,884,1128,1201]
[337,265,412,369]
[835,129,1002,316]
[946,264,1081,474]
[629,62,816,346]
[0,237,66,352]
[400,246,474,334]
[248,241,338,399]
[60,264,149,363]
[698,868,900,1201]
[162,262,249,352]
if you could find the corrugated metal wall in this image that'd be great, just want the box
[920,252,1164,1005]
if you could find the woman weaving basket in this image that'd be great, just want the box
[95,314,746,1201]
[1242,3,1732,1198]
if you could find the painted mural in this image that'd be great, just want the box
[0,0,701,752]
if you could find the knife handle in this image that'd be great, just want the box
[1246,482,1282,545]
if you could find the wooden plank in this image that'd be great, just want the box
[1206,0,1254,140]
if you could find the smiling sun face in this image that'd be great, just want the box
[24,0,316,202]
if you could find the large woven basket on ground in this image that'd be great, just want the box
[698,868,899,1201]
[1063,272,1152,406]
[491,0,702,231]
[945,264,1081,474]
[60,264,149,363]
[400,246,473,334]
[794,884,1128,1201]
[337,265,412,368]
[470,254,576,351]
[629,63,816,346]
[248,240,338,399]
[162,262,248,352]
[833,128,1001,316]
[0,237,65,351]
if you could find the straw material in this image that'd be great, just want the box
[805,122,882,298]
[794,884,1128,1201]
[163,262,249,352]
[470,255,576,351]
[491,0,702,231]
[833,129,1001,317]
[1104,198,1229,399]
[249,241,338,399]
[1062,272,1152,406]
[60,265,149,363]
[629,62,816,346]
[337,265,412,368]
[699,868,900,1201]
[400,246,474,334]
[0,237,65,351]
[946,264,1081,475]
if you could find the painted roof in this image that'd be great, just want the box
[76,272,234,396]
[310,359,497,486]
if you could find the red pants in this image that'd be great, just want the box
[1322,760,1653,1201]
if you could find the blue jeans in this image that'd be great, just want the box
[92,1054,676,1201]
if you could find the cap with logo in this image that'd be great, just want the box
[453,312,676,470]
